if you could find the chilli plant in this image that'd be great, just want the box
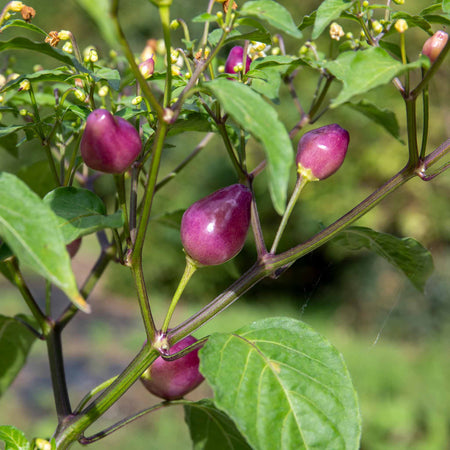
[0,0,449,448]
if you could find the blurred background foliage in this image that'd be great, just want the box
[0,0,449,449]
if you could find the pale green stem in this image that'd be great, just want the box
[161,257,197,334]
[270,176,309,254]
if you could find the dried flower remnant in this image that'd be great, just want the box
[45,31,60,47]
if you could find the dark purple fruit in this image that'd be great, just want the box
[141,335,204,400]
[180,184,252,266]
[224,46,251,76]
[66,238,81,258]
[422,30,448,63]
[296,124,349,181]
[80,109,142,174]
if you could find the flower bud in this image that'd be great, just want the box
[422,30,448,63]
[296,124,349,181]
[141,335,204,400]
[224,46,251,78]
[181,184,252,266]
[80,109,142,174]
[139,57,155,78]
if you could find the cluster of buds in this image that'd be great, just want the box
[330,22,345,41]
[0,2,35,26]
[83,46,99,63]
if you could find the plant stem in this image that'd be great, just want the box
[111,0,164,119]
[161,257,197,334]
[159,5,173,107]
[133,122,168,257]
[6,260,47,331]
[79,401,178,444]
[270,176,308,254]
[46,328,72,421]
[73,376,118,414]
[170,164,416,341]
[114,174,130,243]
[420,81,429,159]
[405,97,419,167]
[53,345,160,449]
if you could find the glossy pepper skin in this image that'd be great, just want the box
[296,124,350,181]
[80,109,142,174]
[224,46,251,76]
[141,335,204,400]
[422,30,448,63]
[180,184,252,266]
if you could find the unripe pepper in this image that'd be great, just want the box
[422,30,448,63]
[180,184,252,266]
[80,109,142,174]
[141,335,204,400]
[296,124,349,181]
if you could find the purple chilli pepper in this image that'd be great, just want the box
[224,46,251,78]
[180,184,252,266]
[141,335,204,400]
[296,124,350,181]
[80,109,142,174]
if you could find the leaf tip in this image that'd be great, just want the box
[72,294,91,314]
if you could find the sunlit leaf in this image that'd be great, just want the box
[201,317,361,450]
[239,0,302,38]
[204,79,293,214]
[0,425,31,450]
[345,100,403,142]
[333,226,434,292]
[0,173,89,312]
[0,19,46,35]
[184,399,252,449]
[312,0,356,39]
[326,47,428,107]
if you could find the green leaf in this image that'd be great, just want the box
[345,100,403,142]
[333,226,434,292]
[75,0,120,48]
[0,425,31,450]
[0,37,77,67]
[0,315,37,398]
[325,47,427,107]
[0,129,18,158]
[1,69,74,92]
[443,0,450,14]
[0,173,90,312]
[16,160,58,198]
[0,19,47,35]
[200,317,361,450]
[204,79,293,214]
[43,187,123,243]
[249,66,283,101]
[192,13,218,23]
[239,1,302,38]
[93,67,121,91]
[184,399,252,450]
[423,13,450,25]
[312,0,355,39]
